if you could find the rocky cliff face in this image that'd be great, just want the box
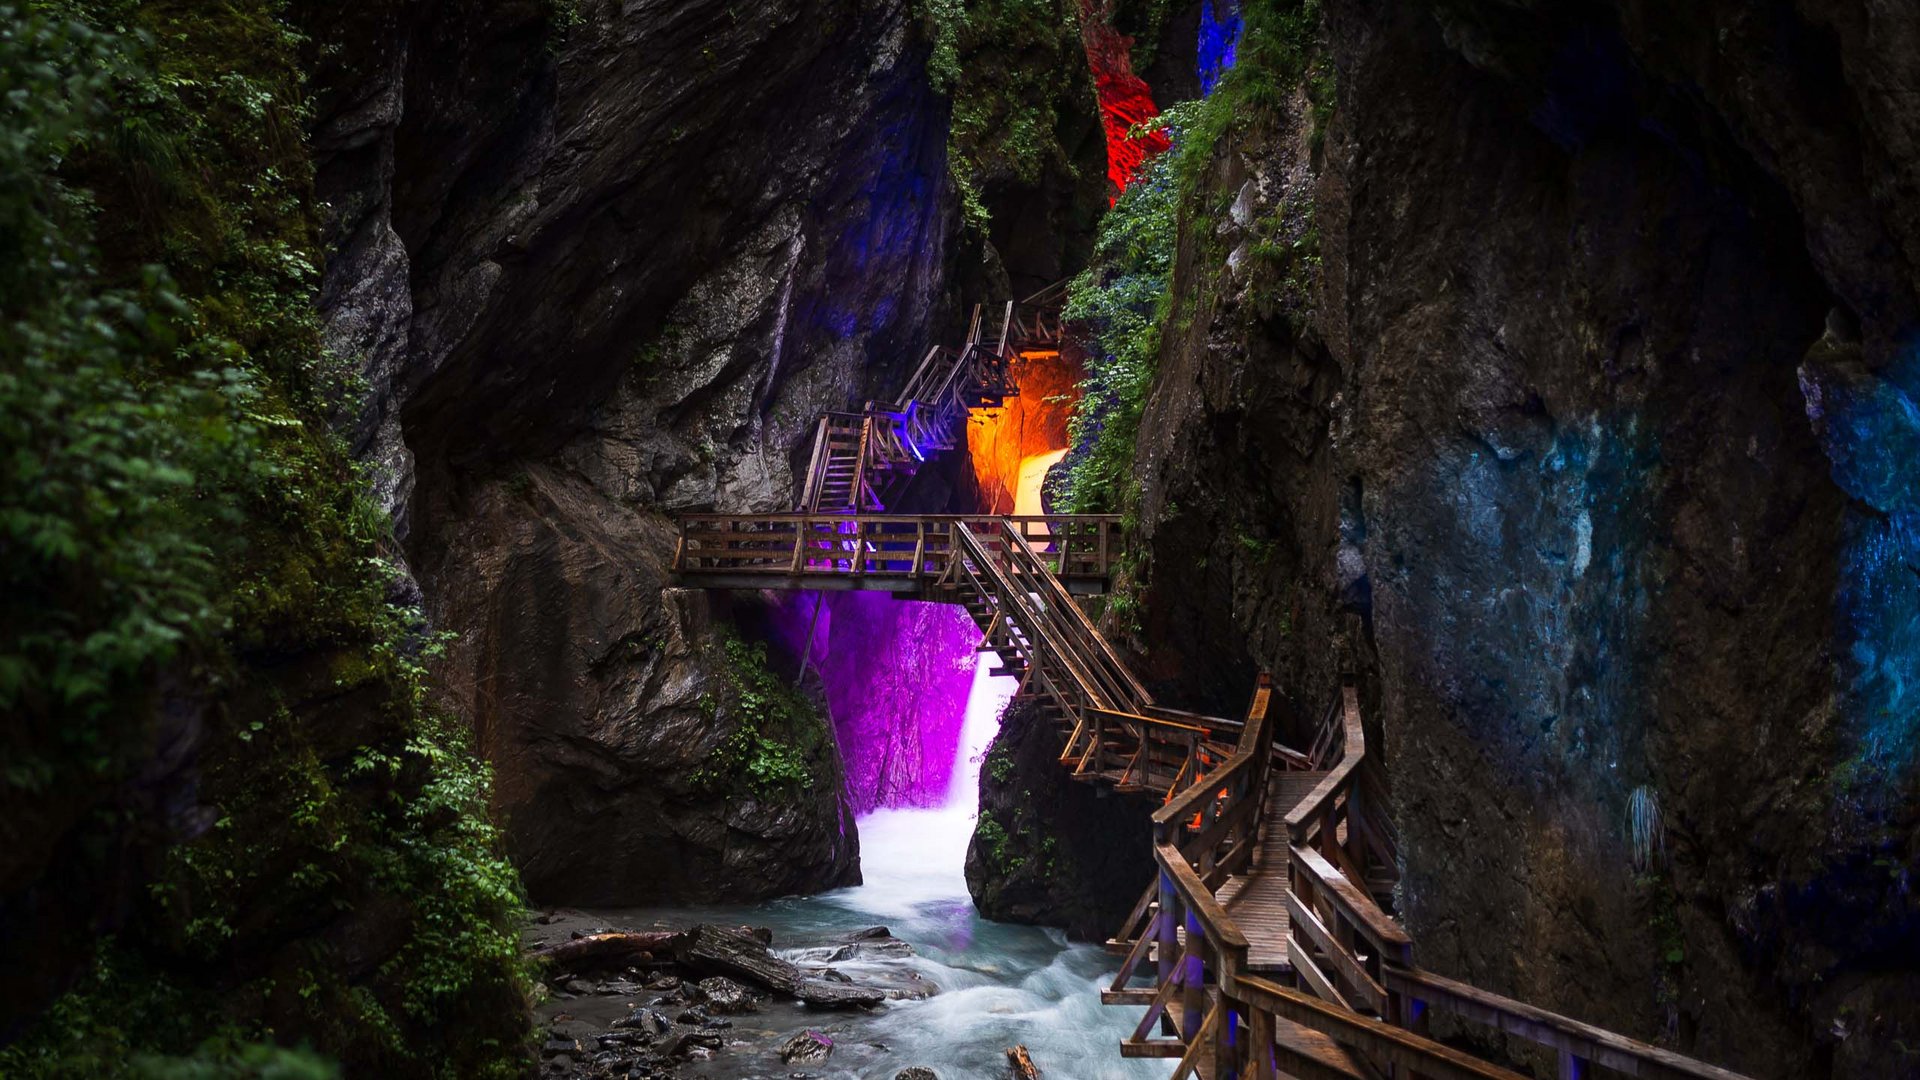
[306,0,955,903]
[966,702,1158,940]
[1125,1,1920,1075]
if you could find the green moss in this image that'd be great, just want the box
[1057,149,1178,513]
[0,2,532,1075]
[918,0,1090,234]
[1056,0,1328,515]
[695,633,831,795]
[1165,0,1324,200]
[1636,870,1687,1039]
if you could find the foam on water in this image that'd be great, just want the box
[793,661,1165,1078]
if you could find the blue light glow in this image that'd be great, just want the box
[1198,0,1244,97]
[1801,348,1920,810]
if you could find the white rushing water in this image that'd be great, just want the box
[589,657,1168,1077]
[798,660,1168,1080]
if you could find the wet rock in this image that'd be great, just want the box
[779,1030,834,1064]
[695,976,755,1013]
[896,1069,940,1080]
[675,924,883,1008]
[387,0,941,913]
[655,1028,723,1060]
[645,973,681,992]
[612,1008,673,1037]
[968,701,1158,939]
[542,1036,582,1058]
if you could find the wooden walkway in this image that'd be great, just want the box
[670,297,1755,1080]
[1217,770,1326,973]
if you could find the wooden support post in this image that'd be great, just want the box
[1181,912,1205,1044]
[1140,725,1152,793]
[1248,1006,1274,1080]
[1557,1050,1588,1080]
[789,517,808,575]
[1213,1000,1240,1080]
[1156,870,1178,986]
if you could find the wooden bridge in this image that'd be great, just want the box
[670,510,1757,1080]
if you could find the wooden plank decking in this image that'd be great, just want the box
[1214,769,1326,973]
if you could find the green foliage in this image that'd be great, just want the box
[696,634,826,794]
[986,743,1018,784]
[976,817,1013,870]
[0,947,340,1078]
[1111,0,1181,71]
[918,0,1089,233]
[0,2,532,1075]
[1057,148,1178,512]
[1165,0,1324,200]
[548,0,584,32]
[0,4,253,793]
[1056,0,1329,513]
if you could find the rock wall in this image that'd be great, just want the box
[966,702,1159,940]
[1125,1,1920,1075]
[307,0,954,904]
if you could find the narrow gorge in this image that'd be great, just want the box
[2,1,1916,1079]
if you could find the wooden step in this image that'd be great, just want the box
[1118,1039,1186,1059]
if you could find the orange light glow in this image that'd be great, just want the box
[967,351,1084,514]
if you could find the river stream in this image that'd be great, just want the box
[538,660,1169,1079]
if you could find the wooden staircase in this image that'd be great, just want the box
[796,285,1064,514]
[801,415,879,512]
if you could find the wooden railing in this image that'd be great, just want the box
[1103,679,1280,1077]
[670,501,1756,1080]
[943,522,1241,817]
[1119,681,1757,1080]
[671,513,1124,592]
[799,300,1017,512]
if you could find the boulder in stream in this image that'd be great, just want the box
[674,923,883,1008]
[696,976,756,1013]
[779,1029,834,1064]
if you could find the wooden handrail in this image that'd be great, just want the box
[1290,845,1411,956]
[1235,977,1528,1080]
[1157,842,1249,954]
[1003,527,1153,707]
[1381,968,1754,1080]
[1284,686,1364,841]
[953,523,1134,713]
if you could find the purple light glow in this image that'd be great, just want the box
[770,591,987,814]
